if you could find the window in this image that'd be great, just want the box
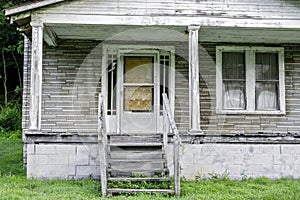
[123,56,154,112]
[159,54,170,114]
[107,54,117,115]
[216,46,285,114]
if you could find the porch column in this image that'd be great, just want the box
[29,22,43,130]
[188,25,201,132]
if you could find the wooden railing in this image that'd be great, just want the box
[98,93,180,196]
[162,93,181,196]
[98,94,108,197]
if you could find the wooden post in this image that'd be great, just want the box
[162,94,180,196]
[188,25,201,132]
[29,22,43,130]
[98,94,107,197]
[174,134,180,196]
[163,96,168,150]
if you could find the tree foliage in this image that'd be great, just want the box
[0,0,34,106]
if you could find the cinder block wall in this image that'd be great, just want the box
[27,143,300,180]
[27,143,100,179]
[167,144,300,180]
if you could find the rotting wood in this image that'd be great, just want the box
[162,93,180,196]
[98,94,108,197]
[108,177,171,182]
[107,188,175,195]
[37,13,300,29]
[22,132,300,145]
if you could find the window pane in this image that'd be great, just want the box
[256,53,278,80]
[255,82,279,110]
[223,81,246,109]
[222,52,245,80]
[107,56,117,115]
[159,55,170,114]
[124,86,153,112]
[255,53,279,110]
[124,57,153,84]
[222,52,246,110]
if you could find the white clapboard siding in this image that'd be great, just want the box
[38,0,300,19]
[23,38,300,134]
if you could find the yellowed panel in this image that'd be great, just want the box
[124,87,153,111]
[124,57,153,84]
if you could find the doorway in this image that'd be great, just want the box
[102,45,175,134]
[120,55,158,133]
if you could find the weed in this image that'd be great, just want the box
[0,102,22,133]
[108,180,171,189]
[195,170,230,181]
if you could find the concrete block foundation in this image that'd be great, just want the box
[27,143,100,180]
[27,143,300,180]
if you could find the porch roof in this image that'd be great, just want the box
[4,0,300,46]
[5,0,64,16]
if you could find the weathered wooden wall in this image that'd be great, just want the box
[41,40,101,134]
[39,0,300,19]
[23,37,31,130]
[23,39,191,134]
[23,39,300,136]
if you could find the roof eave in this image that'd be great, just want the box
[5,0,65,16]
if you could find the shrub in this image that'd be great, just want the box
[0,103,22,132]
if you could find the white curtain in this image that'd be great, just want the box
[255,53,279,110]
[222,52,246,110]
[256,82,278,110]
[223,82,245,109]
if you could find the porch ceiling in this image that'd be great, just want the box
[47,24,188,42]
[44,24,300,45]
[200,26,300,44]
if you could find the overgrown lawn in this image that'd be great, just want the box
[0,139,24,176]
[1,138,300,199]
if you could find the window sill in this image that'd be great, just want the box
[216,110,286,116]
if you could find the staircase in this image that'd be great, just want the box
[106,134,174,196]
[98,93,180,197]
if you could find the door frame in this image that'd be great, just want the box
[118,50,159,134]
[102,44,176,134]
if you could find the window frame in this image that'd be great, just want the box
[216,46,285,115]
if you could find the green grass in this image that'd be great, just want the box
[1,138,300,200]
[0,139,25,176]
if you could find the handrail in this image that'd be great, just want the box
[98,94,108,197]
[162,93,181,196]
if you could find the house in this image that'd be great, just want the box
[5,0,300,196]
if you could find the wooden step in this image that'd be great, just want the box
[109,151,165,160]
[108,167,168,173]
[108,143,162,147]
[109,158,165,162]
[107,188,175,195]
[109,133,163,137]
[108,177,171,182]
[109,146,163,153]
[109,159,166,168]
[108,168,169,177]
[109,134,163,143]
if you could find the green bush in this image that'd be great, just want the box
[0,103,22,132]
